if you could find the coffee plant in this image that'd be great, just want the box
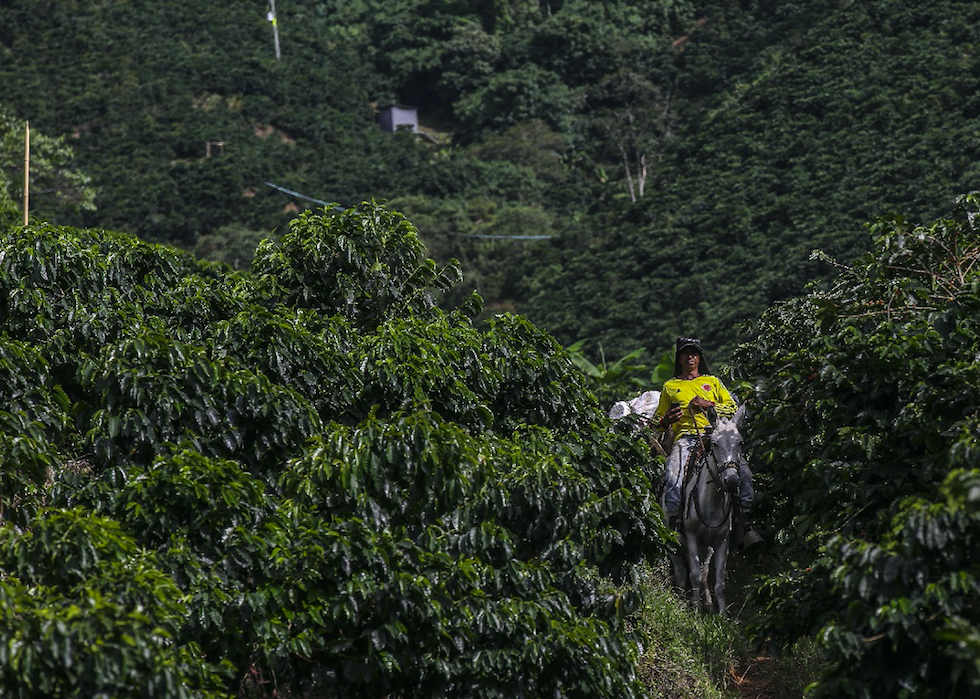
[734,193,980,698]
[0,203,669,698]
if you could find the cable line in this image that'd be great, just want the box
[463,234,553,239]
[264,183,551,239]
[263,181,343,209]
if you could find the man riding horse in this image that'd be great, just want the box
[654,337,761,548]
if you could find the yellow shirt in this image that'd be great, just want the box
[655,375,736,436]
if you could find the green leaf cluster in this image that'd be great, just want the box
[0,510,231,699]
[733,193,980,697]
[0,202,668,697]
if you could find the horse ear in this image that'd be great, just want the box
[734,404,747,430]
[706,406,718,425]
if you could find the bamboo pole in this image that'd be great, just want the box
[269,0,281,60]
[23,121,30,225]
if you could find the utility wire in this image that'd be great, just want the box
[464,234,553,239]
[264,182,551,239]
[263,181,343,209]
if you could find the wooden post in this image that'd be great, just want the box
[23,121,30,225]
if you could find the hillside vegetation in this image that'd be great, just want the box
[4,0,980,360]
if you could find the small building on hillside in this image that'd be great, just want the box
[378,104,418,133]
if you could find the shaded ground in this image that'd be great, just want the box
[733,655,781,699]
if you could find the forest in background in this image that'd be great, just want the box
[4,0,980,362]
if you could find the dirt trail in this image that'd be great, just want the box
[732,655,781,699]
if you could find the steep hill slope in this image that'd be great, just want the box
[0,0,400,242]
[3,0,980,362]
[521,0,980,359]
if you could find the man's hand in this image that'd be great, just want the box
[661,404,683,427]
[689,396,715,411]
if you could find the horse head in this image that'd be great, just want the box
[707,404,746,494]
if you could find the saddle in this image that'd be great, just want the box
[681,434,711,490]
[669,434,712,538]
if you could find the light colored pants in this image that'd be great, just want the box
[663,435,754,516]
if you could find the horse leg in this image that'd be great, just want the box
[669,550,688,592]
[711,537,730,614]
[685,533,702,608]
[700,546,714,611]
[666,512,690,592]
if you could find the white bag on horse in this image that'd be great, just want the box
[608,389,660,422]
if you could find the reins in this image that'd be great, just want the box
[683,404,733,531]
[689,452,733,530]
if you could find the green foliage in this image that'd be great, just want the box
[265,412,661,696]
[192,224,275,270]
[12,2,980,684]
[252,203,462,330]
[0,509,231,699]
[7,0,980,365]
[733,193,980,697]
[0,204,670,697]
[208,307,361,421]
[454,65,580,134]
[79,333,321,472]
[0,337,68,519]
[808,469,980,698]
[520,0,980,360]
[566,342,674,409]
[53,449,287,681]
[0,104,96,222]
[566,343,649,410]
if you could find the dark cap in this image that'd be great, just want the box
[673,336,710,376]
[676,337,702,353]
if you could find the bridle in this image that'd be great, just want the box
[685,413,740,531]
[688,443,735,530]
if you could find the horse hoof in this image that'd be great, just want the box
[741,530,764,548]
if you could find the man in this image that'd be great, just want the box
[654,337,759,546]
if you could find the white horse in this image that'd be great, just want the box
[610,394,748,612]
[671,405,746,613]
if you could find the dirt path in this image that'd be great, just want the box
[732,655,781,699]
